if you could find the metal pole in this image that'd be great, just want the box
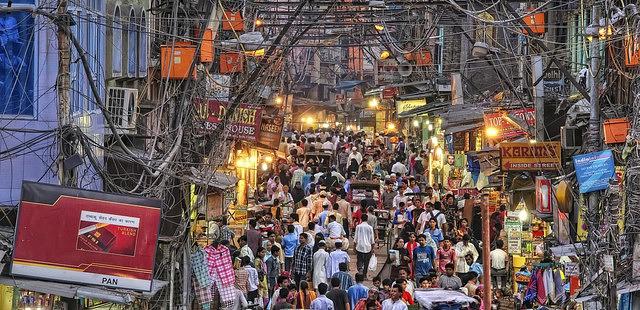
[169,248,175,310]
[532,55,545,141]
[482,204,492,310]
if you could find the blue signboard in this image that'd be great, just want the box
[573,150,615,193]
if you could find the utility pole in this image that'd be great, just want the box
[531,55,545,141]
[482,204,492,310]
[57,0,73,187]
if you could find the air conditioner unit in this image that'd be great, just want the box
[106,87,139,133]
[561,126,582,149]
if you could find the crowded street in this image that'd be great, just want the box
[0,0,635,309]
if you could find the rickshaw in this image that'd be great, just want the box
[295,152,335,172]
[347,180,394,249]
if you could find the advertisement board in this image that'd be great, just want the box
[500,142,561,171]
[483,108,535,140]
[12,182,161,291]
[396,98,427,115]
[196,99,263,141]
[257,116,285,150]
[573,150,615,193]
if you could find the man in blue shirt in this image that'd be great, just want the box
[310,283,335,310]
[413,234,436,283]
[393,202,413,226]
[465,253,483,278]
[347,273,369,310]
[282,224,299,272]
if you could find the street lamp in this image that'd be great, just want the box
[274,95,284,106]
[387,123,396,130]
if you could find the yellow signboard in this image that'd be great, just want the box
[500,142,562,171]
[396,98,427,115]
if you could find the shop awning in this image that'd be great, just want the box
[334,80,365,91]
[188,167,238,190]
[0,276,168,304]
[442,123,483,134]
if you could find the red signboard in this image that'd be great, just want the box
[483,108,535,140]
[12,182,161,291]
[197,99,263,141]
[535,176,552,214]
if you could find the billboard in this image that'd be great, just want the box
[12,182,161,291]
[196,99,263,141]
[396,98,427,115]
[483,108,535,140]
[500,142,561,171]
[573,150,615,193]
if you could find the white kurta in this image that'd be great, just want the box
[313,249,330,289]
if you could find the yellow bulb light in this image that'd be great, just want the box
[412,120,420,128]
[380,51,391,60]
[368,98,379,108]
[387,123,396,130]
[374,24,385,31]
[486,126,499,138]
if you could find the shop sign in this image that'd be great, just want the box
[396,98,426,114]
[535,176,553,214]
[206,74,231,101]
[573,150,615,193]
[12,182,161,291]
[382,87,397,99]
[483,108,535,140]
[500,142,561,171]
[257,116,284,150]
[196,99,263,141]
[565,262,579,276]
[543,65,569,99]
[505,217,523,254]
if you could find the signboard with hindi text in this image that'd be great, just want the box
[12,182,161,291]
[500,142,561,171]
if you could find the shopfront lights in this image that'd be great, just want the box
[387,123,396,130]
[529,139,537,144]
[412,120,420,128]
[264,155,273,163]
[254,18,264,27]
[431,136,438,146]
[346,125,353,131]
[368,98,380,108]
[274,95,284,105]
[428,123,434,131]
[486,126,499,138]
[322,123,330,129]
[260,162,269,171]
[518,209,529,222]
[303,117,315,125]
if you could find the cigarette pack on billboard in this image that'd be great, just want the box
[12,182,161,291]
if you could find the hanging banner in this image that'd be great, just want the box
[483,108,535,140]
[500,142,561,171]
[257,115,285,150]
[535,176,553,214]
[196,99,263,141]
[573,150,615,193]
[12,182,161,291]
[505,217,523,254]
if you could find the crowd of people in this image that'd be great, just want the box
[207,129,519,310]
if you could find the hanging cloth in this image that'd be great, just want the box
[204,244,235,286]
[552,269,565,304]
[536,269,547,305]
[543,269,555,303]
[524,269,539,304]
[192,248,212,287]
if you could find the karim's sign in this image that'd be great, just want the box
[12,182,161,291]
[196,99,263,141]
[500,142,562,171]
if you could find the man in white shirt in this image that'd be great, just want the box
[310,283,335,310]
[326,214,348,250]
[391,159,408,176]
[326,241,350,276]
[348,147,363,165]
[392,190,408,210]
[381,284,408,310]
[490,239,509,289]
[354,214,376,278]
[454,234,479,272]
[322,137,334,152]
[291,163,306,188]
